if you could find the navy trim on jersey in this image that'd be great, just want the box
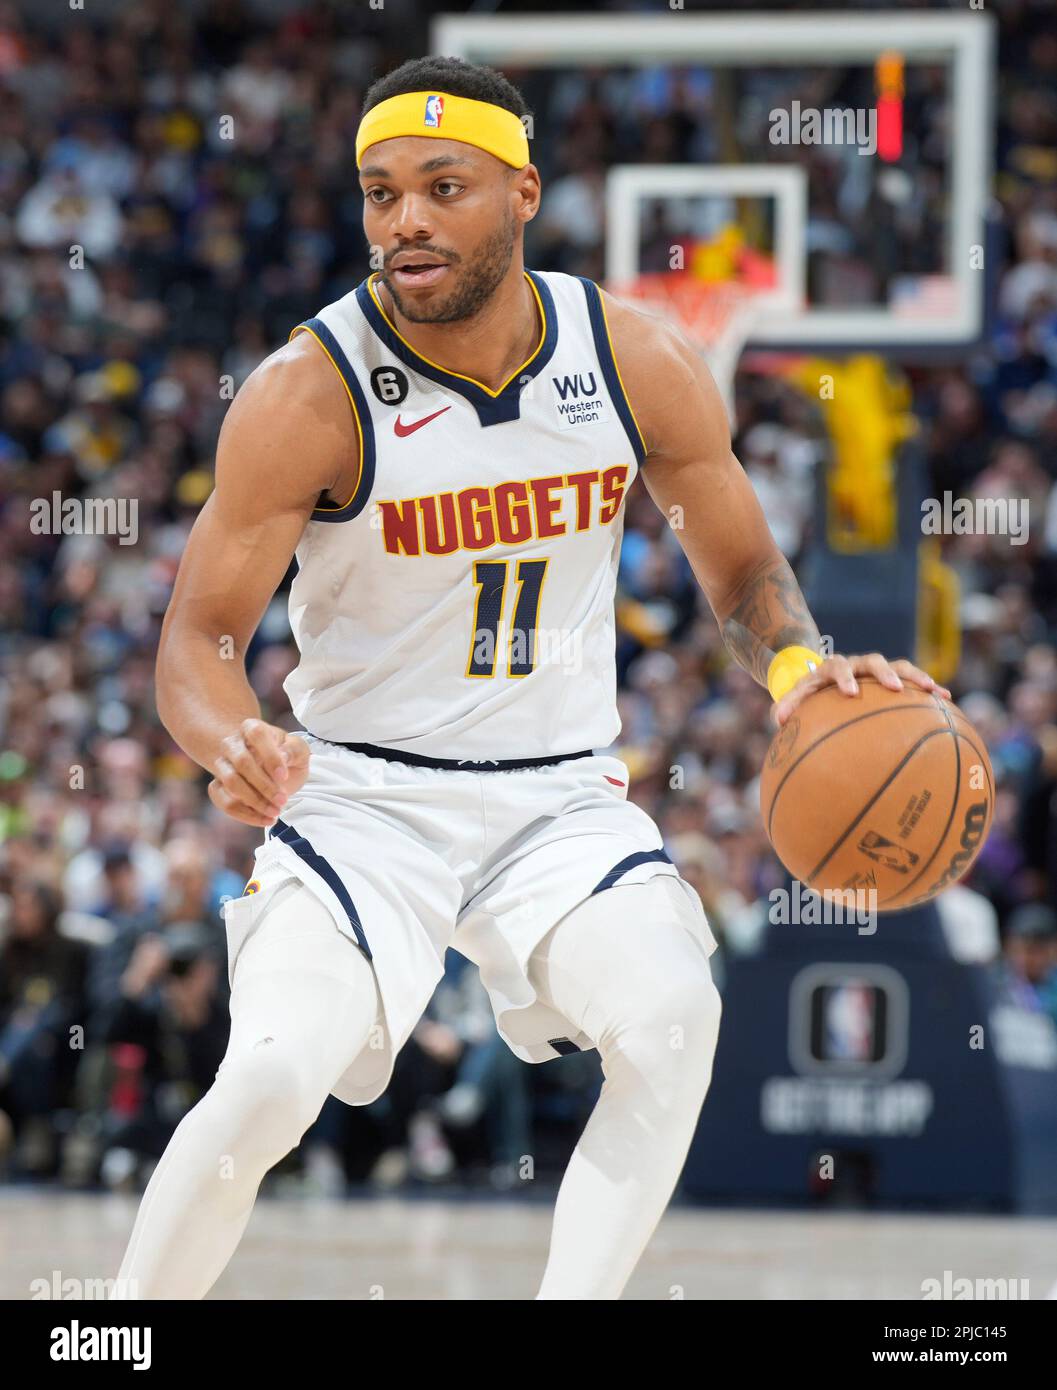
[268,818,372,959]
[577,278,648,468]
[548,1038,582,1056]
[291,318,376,523]
[591,849,673,895]
[312,737,594,773]
[355,271,558,427]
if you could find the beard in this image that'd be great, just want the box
[381,216,518,324]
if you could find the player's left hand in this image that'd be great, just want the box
[772,653,951,728]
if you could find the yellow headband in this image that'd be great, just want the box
[356,91,529,170]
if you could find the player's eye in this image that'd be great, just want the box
[434,180,464,197]
[365,187,393,204]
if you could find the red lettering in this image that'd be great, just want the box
[378,499,420,556]
[493,481,532,544]
[599,465,629,524]
[458,486,495,550]
[529,475,566,538]
[564,471,599,531]
[420,492,459,554]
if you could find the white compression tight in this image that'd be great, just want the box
[529,876,722,1300]
[113,874,720,1301]
[114,881,380,1299]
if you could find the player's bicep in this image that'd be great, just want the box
[163,343,350,653]
[162,491,307,656]
[601,289,731,462]
[615,317,780,611]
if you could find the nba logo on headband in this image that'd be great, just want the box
[423,94,444,128]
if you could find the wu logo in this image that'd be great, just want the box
[552,372,597,401]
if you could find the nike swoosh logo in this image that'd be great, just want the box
[394,406,451,437]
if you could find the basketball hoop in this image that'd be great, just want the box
[609,274,775,426]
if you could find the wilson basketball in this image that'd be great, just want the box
[760,677,994,911]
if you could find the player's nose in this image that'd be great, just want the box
[389,193,434,241]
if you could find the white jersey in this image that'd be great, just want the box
[283,269,647,760]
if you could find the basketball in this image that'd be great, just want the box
[760,677,994,911]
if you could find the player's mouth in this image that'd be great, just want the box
[389,256,451,289]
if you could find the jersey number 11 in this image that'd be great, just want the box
[467,558,549,679]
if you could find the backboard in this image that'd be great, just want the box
[433,10,995,350]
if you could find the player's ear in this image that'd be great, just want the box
[509,164,541,225]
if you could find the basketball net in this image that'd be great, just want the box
[611,274,771,427]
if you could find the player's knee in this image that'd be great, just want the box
[602,966,721,1109]
[213,1044,324,1165]
[650,966,720,1068]
[665,969,722,1089]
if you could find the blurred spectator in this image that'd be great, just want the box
[93,922,227,1190]
[935,884,1002,965]
[998,903,1057,1024]
[0,877,88,1176]
[367,950,531,1190]
[15,162,123,261]
[83,841,159,1017]
[738,424,815,559]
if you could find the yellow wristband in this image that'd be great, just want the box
[766,645,822,702]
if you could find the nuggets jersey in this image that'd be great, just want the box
[283,270,647,759]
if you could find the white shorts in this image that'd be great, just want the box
[222,733,717,1105]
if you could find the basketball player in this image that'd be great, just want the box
[114,57,946,1300]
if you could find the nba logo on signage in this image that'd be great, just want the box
[788,963,909,1078]
[815,983,883,1064]
[424,95,444,127]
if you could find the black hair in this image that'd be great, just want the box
[363,56,530,122]
[18,878,63,934]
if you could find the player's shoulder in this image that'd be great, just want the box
[215,329,356,506]
[231,330,349,425]
[529,269,700,392]
[595,285,723,456]
[597,285,700,378]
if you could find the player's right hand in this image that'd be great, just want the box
[208,718,311,827]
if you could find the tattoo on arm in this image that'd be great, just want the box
[719,556,821,686]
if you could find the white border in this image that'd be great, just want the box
[432,11,995,347]
[605,164,807,323]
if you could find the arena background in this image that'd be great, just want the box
[1,0,1056,1302]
